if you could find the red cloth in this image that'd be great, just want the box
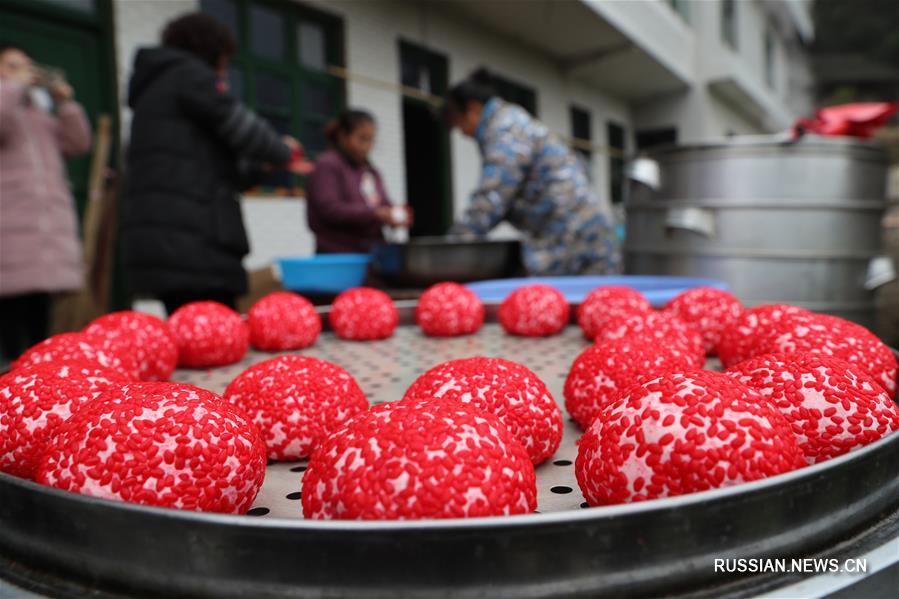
[794,102,898,139]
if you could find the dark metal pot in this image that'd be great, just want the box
[371,237,524,287]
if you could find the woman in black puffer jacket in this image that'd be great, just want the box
[122,13,297,313]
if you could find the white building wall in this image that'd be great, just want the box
[110,0,814,272]
[113,0,199,141]
[582,0,695,85]
[306,0,630,222]
[112,0,633,267]
[734,0,766,85]
[699,0,809,132]
[632,0,813,145]
[706,95,766,137]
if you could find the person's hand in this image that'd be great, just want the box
[282,135,315,175]
[401,205,414,228]
[375,206,413,227]
[375,206,397,226]
[282,135,301,153]
[289,159,315,175]
[389,205,413,228]
[49,79,74,103]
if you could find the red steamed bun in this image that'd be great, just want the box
[748,312,897,397]
[223,355,368,460]
[302,399,537,520]
[564,336,704,430]
[168,301,249,368]
[663,287,744,355]
[498,284,569,337]
[36,382,266,514]
[576,370,804,506]
[0,361,129,479]
[717,304,809,368]
[415,282,484,337]
[14,332,138,379]
[329,287,398,341]
[595,310,705,362]
[727,352,899,464]
[403,357,562,464]
[84,311,178,381]
[577,286,651,340]
[247,291,321,351]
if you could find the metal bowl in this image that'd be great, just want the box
[1,303,897,598]
[370,237,524,287]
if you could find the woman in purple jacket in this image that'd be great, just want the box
[306,110,411,254]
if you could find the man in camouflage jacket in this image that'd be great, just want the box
[451,98,621,276]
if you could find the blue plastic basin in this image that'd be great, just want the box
[277,254,371,294]
[465,275,729,307]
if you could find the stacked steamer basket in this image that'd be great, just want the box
[1,287,898,598]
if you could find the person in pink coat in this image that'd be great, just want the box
[0,43,92,365]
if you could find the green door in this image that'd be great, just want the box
[0,2,112,217]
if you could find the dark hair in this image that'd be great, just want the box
[442,67,496,123]
[0,42,26,57]
[324,109,375,145]
[162,13,236,69]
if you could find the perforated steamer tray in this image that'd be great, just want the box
[1,302,898,599]
[182,320,596,518]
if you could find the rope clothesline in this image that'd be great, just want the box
[326,65,628,159]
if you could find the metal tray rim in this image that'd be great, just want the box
[2,314,897,599]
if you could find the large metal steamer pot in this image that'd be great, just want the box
[625,135,892,327]
[1,303,898,598]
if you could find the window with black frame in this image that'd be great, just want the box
[721,0,738,50]
[570,105,592,179]
[667,0,691,24]
[201,0,345,196]
[606,121,626,205]
[489,72,538,117]
[764,25,776,89]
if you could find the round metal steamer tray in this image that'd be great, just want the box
[2,302,899,598]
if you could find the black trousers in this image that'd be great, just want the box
[0,292,52,363]
[159,290,237,316]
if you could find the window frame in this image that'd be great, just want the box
[488,71,538,117]
[201,0,346,195]
[721,0,738,51]
[635,127,678,152]
[606,121,626,205]
[764,24,776,90]
[667,0,691,25]
[569,104,593,174]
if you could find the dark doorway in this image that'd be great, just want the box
[570,105,592,175]
[607,121,626,205]
[399,40,451,237]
